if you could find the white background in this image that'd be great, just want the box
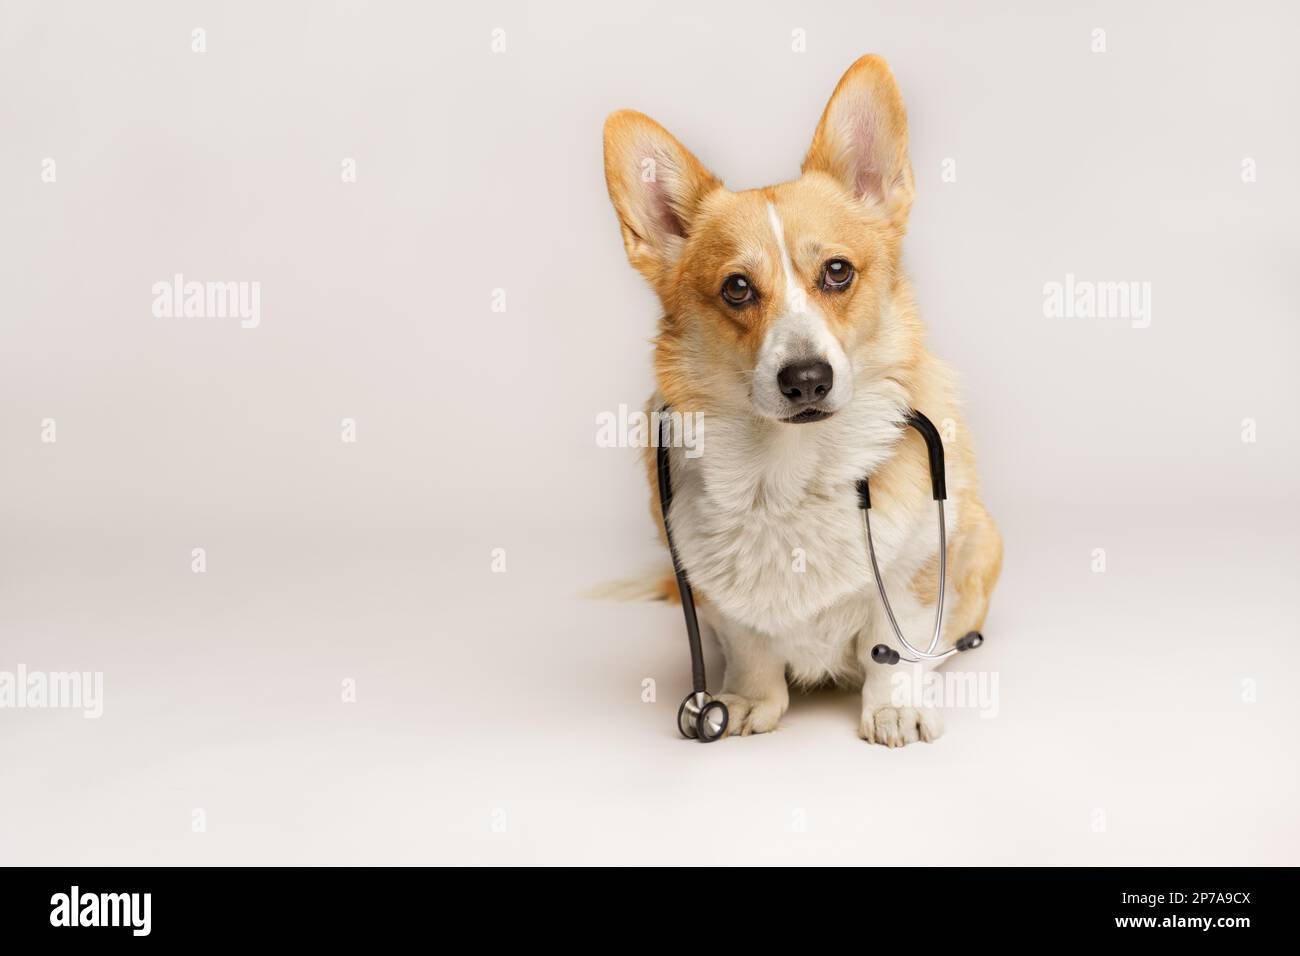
[1,0,1297,864]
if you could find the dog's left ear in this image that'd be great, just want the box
[802,55,914,224]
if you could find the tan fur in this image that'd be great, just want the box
[605,55,1002,742]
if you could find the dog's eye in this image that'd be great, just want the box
[821,259,854,291]
[720,274,756,306]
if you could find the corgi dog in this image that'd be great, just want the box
[602,55,1002,745]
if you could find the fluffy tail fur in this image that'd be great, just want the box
[584,566,681,604]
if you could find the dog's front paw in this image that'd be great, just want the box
[717,693,785,737]
[859,706,943,747]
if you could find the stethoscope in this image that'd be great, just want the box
[657,408,985,742]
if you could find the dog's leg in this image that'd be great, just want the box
[712,618,790,737]
[859,661,944,746]
[856,591,945,747]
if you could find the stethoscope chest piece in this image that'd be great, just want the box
[677,691,729,742]
[658,413,732,743]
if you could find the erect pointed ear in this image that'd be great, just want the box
[603,110,721,285]
[801,55,914,222]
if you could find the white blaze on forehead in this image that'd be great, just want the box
[766,202,806,314]
[749,200,854,419]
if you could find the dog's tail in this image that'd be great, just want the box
[584,565,681,604]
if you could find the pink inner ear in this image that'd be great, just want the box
[646,175,686,239]
[842,99,885,200]
[642,150,688,240]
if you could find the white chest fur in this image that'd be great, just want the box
[663,387,948,683]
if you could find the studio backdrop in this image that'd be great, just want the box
[1,0,1296,865]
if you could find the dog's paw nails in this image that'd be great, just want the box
[717,693,784,737]
[859,706,943,746]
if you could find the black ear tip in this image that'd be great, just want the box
[871,644,899,665]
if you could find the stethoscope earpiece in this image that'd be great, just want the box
[870,644,902,665]
[873,632,984,666]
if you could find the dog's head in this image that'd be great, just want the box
[604,55,916,424]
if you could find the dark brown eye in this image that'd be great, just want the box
[821,259,854,291]
[720,274,756,306]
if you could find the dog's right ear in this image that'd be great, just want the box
[603,110,721,287]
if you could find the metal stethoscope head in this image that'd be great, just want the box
[656,409,985,741]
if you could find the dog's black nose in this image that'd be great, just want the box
[777,360,833,404]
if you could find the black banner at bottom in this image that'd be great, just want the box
[0,866,1291,941]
